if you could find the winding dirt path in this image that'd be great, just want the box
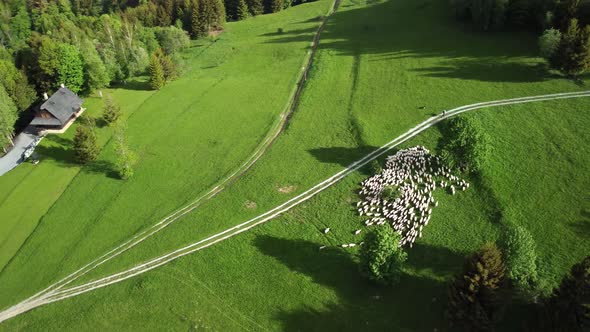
[1,90,589,323]
[0,0,342,311]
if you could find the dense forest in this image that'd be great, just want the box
[0,0,314,150]
[0,0,589,151]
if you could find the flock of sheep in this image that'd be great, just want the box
[357,146,469,247]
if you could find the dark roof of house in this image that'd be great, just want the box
[30,116,62,126]
[38,87,83,125]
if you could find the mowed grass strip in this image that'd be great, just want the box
[1,0,589,329]
[0,83,155,272]
[0,0,332,309]
[69,0,588,284]
[3,98,588,332]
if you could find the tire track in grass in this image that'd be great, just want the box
[2,91,589,323]
[0,0,342,316]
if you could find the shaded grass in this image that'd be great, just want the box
[0,0,332,308]
[0,83,155,272]
[0,0,589,330]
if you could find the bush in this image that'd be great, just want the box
[539,28,562,60]
[114,123,137,180]
[499,224,539,296]
[359,226,407,285]
[447,243,506,332]
[439,116,491,174]
[369,159,383,175]
[542,256,590,331]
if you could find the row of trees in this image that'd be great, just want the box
[357,220,587,331]
[0,0,195,152]
[451,0,590,76]
[538,0,590,76]
[73,96,136,179]
[451,0,590,31]
[446,225,589,331]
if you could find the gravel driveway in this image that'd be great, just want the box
[0,126,42,176]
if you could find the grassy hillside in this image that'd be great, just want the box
[0,0,332,308]
[0,0,589,330]
[0,83,155,271]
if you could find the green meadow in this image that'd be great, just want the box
[0,0,331,307]
[1,0,589,330]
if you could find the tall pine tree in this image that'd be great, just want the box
[543,256,590,332]
[447,243,506,332]
[246,0,264,15]
[148,54,165,90]
[550,19,590,76]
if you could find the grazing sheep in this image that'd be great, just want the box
[356,146,469,247]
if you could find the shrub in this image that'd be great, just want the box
[381,186,400,201]
[114,123,137,180]
[542,256,590,331]
[499,224,539,296]
[439,116,491,174]
[447,243,506,332]
[369,159,383,175]
[359,226,407,285]
[102,96,122,125]
[73,122,99,164]
[539,28,562,60]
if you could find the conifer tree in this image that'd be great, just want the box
[102,95,122,125]
[161,55,177,81]
[550,19,590,76]
[264,0,283,13]
[246,0,264,15]
[447,243,506,332]
[148,54,165,90]
[191,0,201,38]
[73,122,99,164]
[236,0,249,20]
[543,256,590,331]
[196,0,212,37]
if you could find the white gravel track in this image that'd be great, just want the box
[1,90,588,323]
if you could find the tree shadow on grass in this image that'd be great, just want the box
[307,145,380,175]
[111,78,151,91]
[262,0,566,84]
[405,242,465,279]
[35,135,118,178]
[411,59,553,83]
[434,121,504,223]
[254,235,454,331]
[567,208,590,238]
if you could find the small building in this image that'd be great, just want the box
[30,87,84,133]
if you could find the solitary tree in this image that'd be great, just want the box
[499,224,538,296]
[114,123,137,179]
[447,243,506,332]
[102,96,122,125]
[359,226,407,285]
[543,256,590,331]
[148,54,165,90]
[439,116,491,174]
[73,122,99,164]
